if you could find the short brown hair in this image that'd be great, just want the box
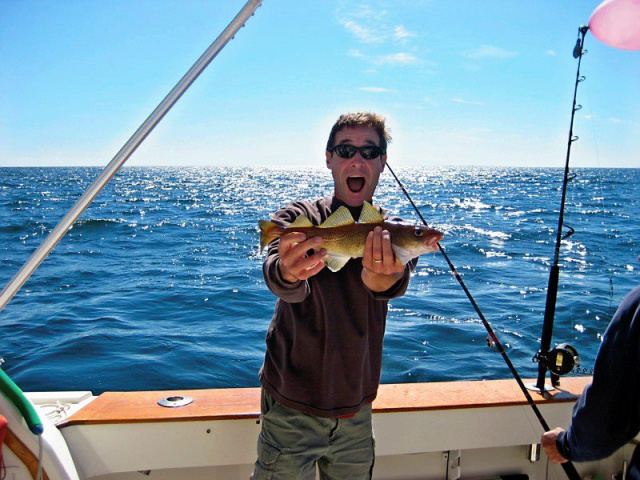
[326,112,392,152]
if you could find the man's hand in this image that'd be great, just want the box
[361,226,405,292]
[541,427,569,464]
[277,232,326,283]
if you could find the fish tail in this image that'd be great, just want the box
[259,220,280,251]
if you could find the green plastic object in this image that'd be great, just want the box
[0,367,43,435]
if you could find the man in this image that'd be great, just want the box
[252,112,418,479]
[542,284,640,479]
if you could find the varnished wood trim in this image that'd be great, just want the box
[58,377,591,428]
[372,376,588,413]
[58,387,261,427]
[4,428,50,480]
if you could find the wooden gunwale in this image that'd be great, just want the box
[57,376,590,428]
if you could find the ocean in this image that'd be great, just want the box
[1,166,638,394]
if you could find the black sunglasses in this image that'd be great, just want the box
[328,144,385,160]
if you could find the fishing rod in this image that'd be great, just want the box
[385,164,582,480]
[533,26,589,394]
[0,0,263,314]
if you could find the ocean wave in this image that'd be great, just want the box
[1,166,638,391]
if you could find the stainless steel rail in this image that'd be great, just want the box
[0,0,263,313]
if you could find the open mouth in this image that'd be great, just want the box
[347,176,365,193]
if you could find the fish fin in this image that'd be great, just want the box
[323,254,351,272]
[358,201,384,224]
[259,220,278,252]
[319,206,355,228]
[290,215,314,228]
[391,244,416,265]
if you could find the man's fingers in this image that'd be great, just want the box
[279,235,325,281]
[363,227,404,275]
[295,252,327,280]
[371,227,383,261]
[381,230,394,262]
[279,232,308,249]
[541,428,568,464]
[364,230,374,261]
[289,236,322,260]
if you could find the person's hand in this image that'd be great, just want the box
[541,427,569,464]
[361,227,405,291]
[277,232,326,283]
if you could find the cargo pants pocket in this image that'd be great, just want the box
[251,433,284,480]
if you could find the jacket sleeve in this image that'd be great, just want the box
[368,257,417,301]
[263,241,310,303]
[557,286,640,461]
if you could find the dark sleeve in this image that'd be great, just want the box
[263,243,310,303]
[368,257,417,301]
[557,286,640,461]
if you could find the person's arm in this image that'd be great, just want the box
[542,287,640,462]
[262,204,327,303]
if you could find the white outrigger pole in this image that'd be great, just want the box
[0,0,263,313]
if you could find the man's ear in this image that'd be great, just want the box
[325,150,332,169]
[380,154,387,171]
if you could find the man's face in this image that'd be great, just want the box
[325,126,387,207]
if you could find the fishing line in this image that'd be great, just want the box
[385,163,582,480]
[562,164,579,338]
[581,64,616,313]
[387,163,542,411]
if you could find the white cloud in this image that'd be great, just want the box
[463,44,517,60]
[451,98,485,106]
[347,49,366,58]
[349,50,420,67]
[336,3,422,69]
[609,117,623,123]
[394,25,417,42]
[546,50,557,56]
[374,52,419,66]
[359,86,392,93]
[341,20,385,44]
[336,3,418,46]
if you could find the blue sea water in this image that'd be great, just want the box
[1,166,638,394]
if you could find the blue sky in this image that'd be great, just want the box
[1,0,638,168]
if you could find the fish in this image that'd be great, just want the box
[259,201,444,272]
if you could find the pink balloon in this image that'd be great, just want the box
[589,0,640,50]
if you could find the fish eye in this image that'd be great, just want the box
[414,228,423,237]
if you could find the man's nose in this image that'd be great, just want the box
[350,152,366,165]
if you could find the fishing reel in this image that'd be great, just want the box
[533,343,581,387]
[545,343,580,376]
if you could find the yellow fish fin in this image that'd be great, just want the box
[290,215,314,228]
[323,254,351,272]
[259,220,278,252]
[358,201,384,224]
[319,206,355,228]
